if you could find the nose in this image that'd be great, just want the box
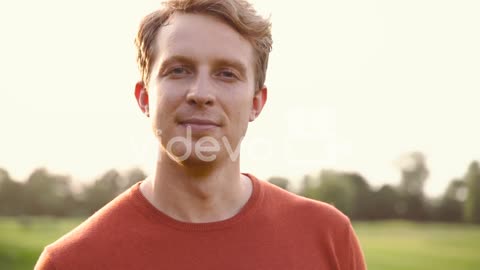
[186,73,215,107]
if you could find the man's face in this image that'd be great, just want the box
[136,13,267,165]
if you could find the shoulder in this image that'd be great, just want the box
[41,183,141,262]
[255,176,351,230]
[248,175,366,270]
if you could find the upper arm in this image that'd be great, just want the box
[345,222,367,270]
[34,248,57,270]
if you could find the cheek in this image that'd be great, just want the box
[149,84,184,115]
[228,100,252,133]
[235,94,254,117]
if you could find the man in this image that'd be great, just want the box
[35,0,366,269]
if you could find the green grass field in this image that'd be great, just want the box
[0,217,82,270]
[356,221,480,269]
[1,217,479,269]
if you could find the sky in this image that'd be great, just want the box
[0,0,479,197]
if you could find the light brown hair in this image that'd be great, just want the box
[135,0,272,91]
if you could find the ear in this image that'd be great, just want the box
[249,85,268,122]
[134,82,150,117]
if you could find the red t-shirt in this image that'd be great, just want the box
[35,174,366,270]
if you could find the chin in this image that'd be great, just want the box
[178,157,217,168]
[164,145,218,164]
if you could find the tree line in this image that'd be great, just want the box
[270,152,480,223]
[0,167,146,217]
[0,151,479,223]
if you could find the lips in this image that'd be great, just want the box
[180,118,219,126]
[179,118,220,131]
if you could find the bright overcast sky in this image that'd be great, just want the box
[0,0,479,196]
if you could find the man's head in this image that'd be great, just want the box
[135,0,272,91]
[133,0,272,166]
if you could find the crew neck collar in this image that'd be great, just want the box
[128,173,263,232]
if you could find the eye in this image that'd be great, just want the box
[217,70,239,80]
[169,67,188,75]
[161,65,193,79]
[220,71,235,77]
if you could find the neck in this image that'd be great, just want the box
[140,150,252,223]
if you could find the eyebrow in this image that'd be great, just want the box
[158,55,248,79]
[212,59,248,79]
[158,55,197,75]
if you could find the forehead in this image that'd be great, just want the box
[153,13,254,71]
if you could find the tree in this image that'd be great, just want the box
[81,169,125,215]
[371,184,399,220]
[22,168,74,216]
[464,161,480,223]
[434,179,466,222]
[299,171,371,219]
[395,152,429,220]
[300,174,318,199]
[397,152,429,195]
[0,168,24,215]
[316,170,354,217]
[342,173,372,220]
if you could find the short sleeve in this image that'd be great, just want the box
[345,222,367,270]
[34,248,57,270]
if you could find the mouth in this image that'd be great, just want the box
[179,118,220,131]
